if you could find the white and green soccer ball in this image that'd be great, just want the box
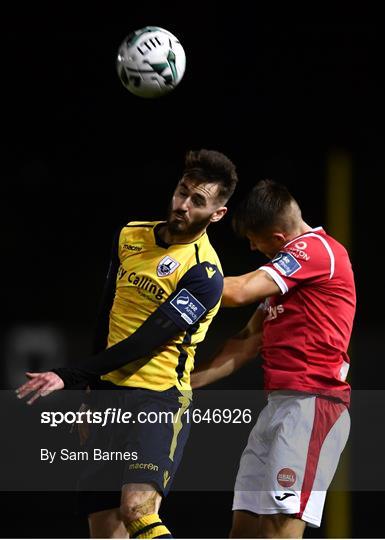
[116,26,186,98]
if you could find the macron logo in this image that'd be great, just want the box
[205,266,216,279]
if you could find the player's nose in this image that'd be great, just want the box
[178,199,189,212]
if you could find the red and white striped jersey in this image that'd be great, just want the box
[259,227,356,405]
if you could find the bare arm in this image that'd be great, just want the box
[191,308,265,389]
[222,269,281,307]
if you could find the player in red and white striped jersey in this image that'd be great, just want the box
[191,179,356,538]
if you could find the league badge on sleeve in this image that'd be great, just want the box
[170,289,206,324]
[272,252,301,277]
[157,256,180,277]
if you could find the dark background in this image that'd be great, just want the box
[2,7,384,538]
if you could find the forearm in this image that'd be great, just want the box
[222,270,281,307]
[221,276,249,307]
[192,349,239,388]
[191,331,261,388]
[192,307,265,388]
[53,312,181,388]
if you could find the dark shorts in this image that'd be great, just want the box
[77,381,192,515]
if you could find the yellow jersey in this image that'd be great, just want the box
[101,221,223,392]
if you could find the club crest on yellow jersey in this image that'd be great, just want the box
[157,256,180,277]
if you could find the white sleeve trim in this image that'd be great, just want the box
[260,266,288,294]
[301,233,335,279]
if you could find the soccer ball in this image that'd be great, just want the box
[116,26,186,98]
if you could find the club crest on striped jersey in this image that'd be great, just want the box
[157,256,180,277]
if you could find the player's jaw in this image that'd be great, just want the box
[167,206,213,237]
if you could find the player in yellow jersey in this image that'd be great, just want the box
[16,149,238,539]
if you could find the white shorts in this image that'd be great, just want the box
[232,391,350,527]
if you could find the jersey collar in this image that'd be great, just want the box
[153,222,170,249]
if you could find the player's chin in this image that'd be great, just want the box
[168,219,187,233]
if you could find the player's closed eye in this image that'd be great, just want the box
[191,196,206,207]
[178,189,204,207]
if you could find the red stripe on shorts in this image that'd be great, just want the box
[297,397,346,519]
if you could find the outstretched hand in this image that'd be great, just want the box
[15,371,64,405]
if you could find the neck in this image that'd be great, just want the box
[158,225,206,245]
[286,220,313,241]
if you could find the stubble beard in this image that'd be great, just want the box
[166,205,213,239]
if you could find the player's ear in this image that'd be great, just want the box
[272,232,286,241]
[210,207,227,223]
[272,231,287,247]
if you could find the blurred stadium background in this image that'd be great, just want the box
[2,10,384,538]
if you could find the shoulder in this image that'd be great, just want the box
[117,221,160,258]
[194,233,223,273]
[283,229,338,279]
[123,220,159,229]
[179,261,223,290]
[118,221,156,241]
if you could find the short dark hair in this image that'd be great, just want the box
[183,149,238,203]
[233,179,299,237]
